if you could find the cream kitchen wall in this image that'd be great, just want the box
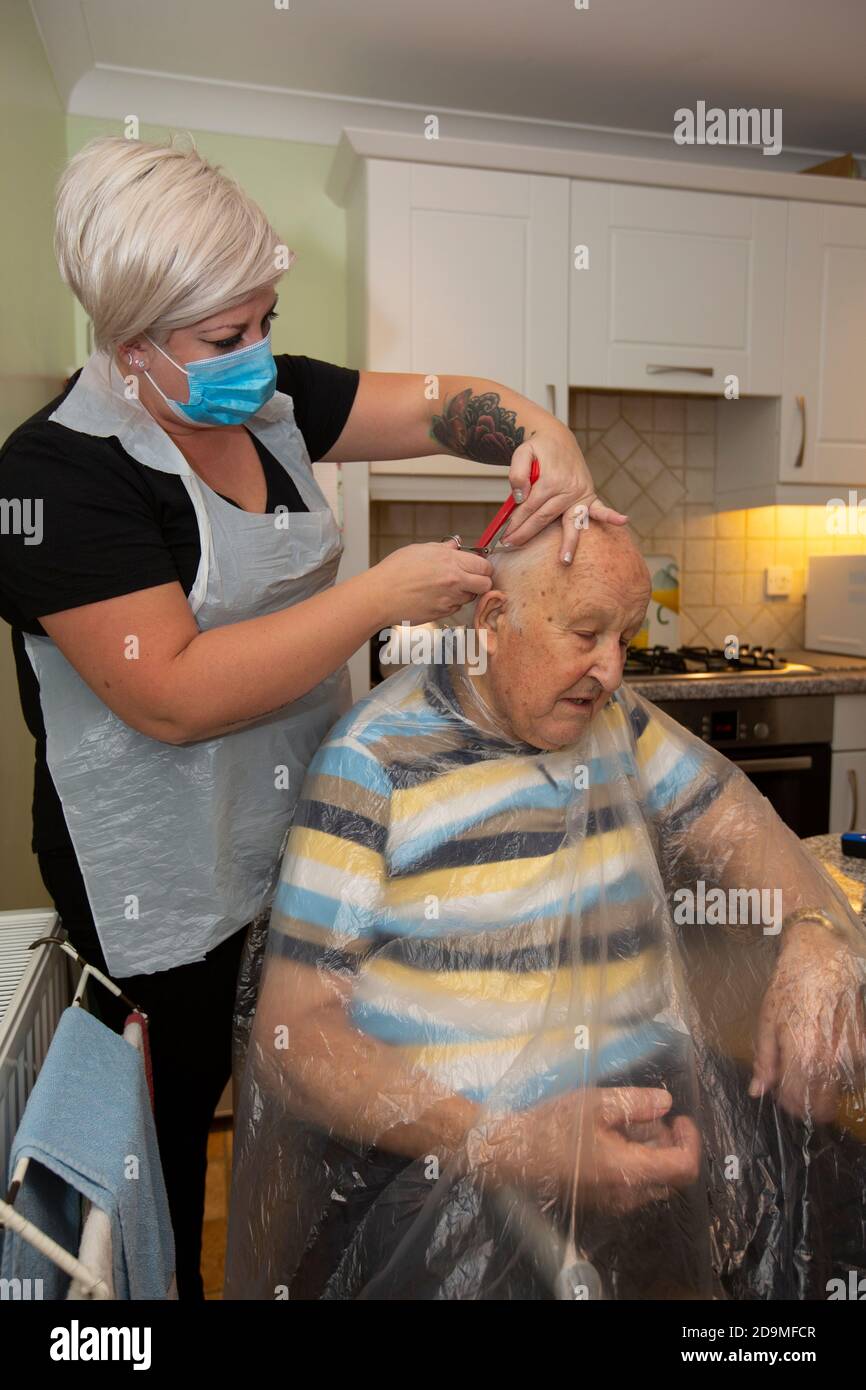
[373,390,866,655]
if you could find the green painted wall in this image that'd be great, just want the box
[0,1,75,910]
[65,117,348,368]
[0,1,76,433]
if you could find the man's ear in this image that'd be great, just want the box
[475,589,508,651]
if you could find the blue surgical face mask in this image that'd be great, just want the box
[144,330,277,426]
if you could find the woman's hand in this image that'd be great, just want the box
[372,540,492,625]
[502,426,629,564]
[330,374,625,567]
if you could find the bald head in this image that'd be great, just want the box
[468,520,651,749]
[488,520,651,631]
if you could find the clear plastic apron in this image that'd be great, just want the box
[24,353,351,976]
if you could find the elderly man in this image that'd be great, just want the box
[226,521,866,1301]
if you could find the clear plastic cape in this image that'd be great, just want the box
[226,659,866,1301]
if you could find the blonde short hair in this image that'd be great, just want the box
[54,135,292,353]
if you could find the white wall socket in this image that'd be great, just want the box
[765,565,792,597]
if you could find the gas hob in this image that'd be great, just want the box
[624,644,817,680]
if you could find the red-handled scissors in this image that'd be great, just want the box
[446,457,541,555]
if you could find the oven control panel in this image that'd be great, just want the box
[698,709,772,742]
[651,694,833,749]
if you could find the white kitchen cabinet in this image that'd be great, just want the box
[779,202,866,487]
[830,695,866,832]
[569,182,786,395]
[345,159,570,478]
[716,200,866,508]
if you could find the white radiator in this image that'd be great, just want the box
[0,910,70,1191]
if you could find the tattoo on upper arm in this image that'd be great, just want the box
[430,388,525,466]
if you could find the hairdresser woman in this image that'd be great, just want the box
[0,136,620,1299]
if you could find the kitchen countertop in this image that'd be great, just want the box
[627,650,866,701]
[802,833,866,924]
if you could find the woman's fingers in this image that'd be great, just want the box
[507,439,536,501]
[559,504,588,566]
[588,496,629,526]
[376,541,494,625]
[457,573,494,597]
[501,492,576,548]
[453,548,493,575]
[502,490,630,559]
[452,548,494,595]
[556,495,628,565]
[504,433,631,561]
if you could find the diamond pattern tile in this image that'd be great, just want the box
[603,418,641,462]
[566,388,815,656]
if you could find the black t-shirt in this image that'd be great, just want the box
[0,353,359,856]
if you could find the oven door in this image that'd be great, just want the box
[727,743,831,838]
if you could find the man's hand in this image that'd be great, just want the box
[487,1085,701,1213]
[573,1087,702,1213]
[751,921,866,1121]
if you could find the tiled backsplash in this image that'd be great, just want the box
[571,390,866,652]
[371,500,496,561]
[370,388,866,654]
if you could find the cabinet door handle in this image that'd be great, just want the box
[794,395,806,469]
[848,768,859,832]
[646,364,714,377]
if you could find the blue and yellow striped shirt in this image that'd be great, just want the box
[269,664,724,1110]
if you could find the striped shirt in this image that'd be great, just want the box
[269,663,726,1111]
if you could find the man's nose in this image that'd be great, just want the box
[586,641,625,692]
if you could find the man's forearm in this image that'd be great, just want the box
[255,961,576,1185]
[678,778,864,950]
[259,997,479,1162]
[262,998,578,1192]
[303,1048,479,1163]
[275,1016,586,1194]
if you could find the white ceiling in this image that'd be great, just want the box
[32,0,866,156]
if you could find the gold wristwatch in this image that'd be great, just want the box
[778,906,845,939]
[781,908,840,937]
